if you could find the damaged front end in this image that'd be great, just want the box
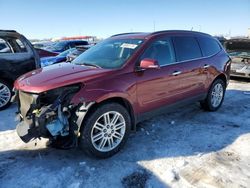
[15,84,91,148]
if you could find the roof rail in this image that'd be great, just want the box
[111,32,145,37]
[151,30,207,35]
[0,29,17,33]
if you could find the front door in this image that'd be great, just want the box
[136,37,182,114]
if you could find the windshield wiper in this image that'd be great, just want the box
[82,62,101,68]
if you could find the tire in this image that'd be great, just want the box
[0,79,12,111]
[200,79,226,111]
[79,103,131,158]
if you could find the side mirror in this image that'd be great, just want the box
[139,58,160,70]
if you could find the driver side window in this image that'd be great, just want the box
[141,38,175,66]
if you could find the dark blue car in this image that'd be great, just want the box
[45,40,89,53]
[40,48,75,67]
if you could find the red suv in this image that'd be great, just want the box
[14,30,231,158]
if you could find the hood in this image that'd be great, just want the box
[15,63,111,93]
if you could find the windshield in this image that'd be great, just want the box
[46,41,67,51]
[72,39,144,69]
[57,48,75,57]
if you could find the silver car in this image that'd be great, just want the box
[225,39,250,78]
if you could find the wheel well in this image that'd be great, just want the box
[0,75,14,86]
[0,77,13,87]
[85,97,136,131]
[215,74,227,86]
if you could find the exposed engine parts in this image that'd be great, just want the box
[15,85,94,149]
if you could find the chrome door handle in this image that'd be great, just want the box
[172,71,182,76]
[204,64,210,68]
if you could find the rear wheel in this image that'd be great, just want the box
[0,79,12,111]
[79,103,131,158]
[200,79,226,111]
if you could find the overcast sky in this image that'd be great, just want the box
[0,0,249,39]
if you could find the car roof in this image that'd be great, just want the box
[111,30,212,40]
[0,29,20,37]
[0,29,17,33]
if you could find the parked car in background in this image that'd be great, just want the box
[45,40,89,53]
[35,48,58,58]
[32,41,54,50]
[0,30,40,110]
[214,36,227,46]
[14,30,230,158]
[66,45,91,62]
[40,48,75,67]
[225,39,250,78]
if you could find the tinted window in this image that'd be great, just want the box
[198,37,221,56]
[173,36,202,61]
[141,38,175,66]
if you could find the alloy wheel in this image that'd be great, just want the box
[211,83,224,108]
[0,83,11,108]
[91,111,126,152]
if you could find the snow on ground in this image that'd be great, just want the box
[0,79,250,188]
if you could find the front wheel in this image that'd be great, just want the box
[79,103,131,158]
[0,79,12,111]
[200,79,226,111]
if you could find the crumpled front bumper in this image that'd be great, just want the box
[15,91,50,142]
[15,89,72,143]
[16,120,40,143]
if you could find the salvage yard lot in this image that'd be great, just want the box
[0,79,250,188]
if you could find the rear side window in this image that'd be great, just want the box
[198,37,221,57]
[0,37,28,53]
[15,39,28,52]
[173,36,202,61]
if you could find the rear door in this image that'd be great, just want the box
[0,35,37,81]
[172,36,207,99]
